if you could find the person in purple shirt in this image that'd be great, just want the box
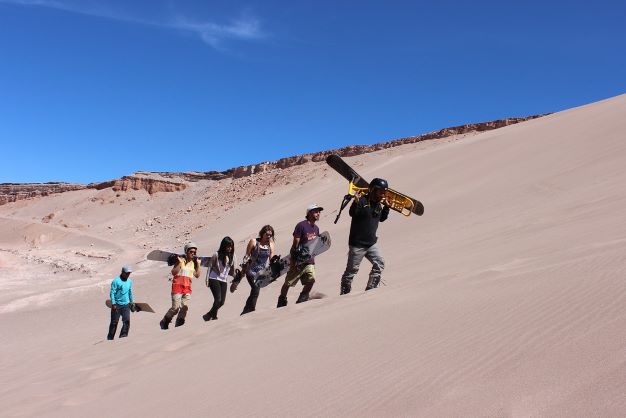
[277,204,323,308]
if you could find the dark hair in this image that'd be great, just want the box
[217,236,235,266]
[258,225,275,241]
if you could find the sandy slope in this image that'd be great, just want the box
[1,95,625,417]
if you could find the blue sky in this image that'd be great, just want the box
[1,0,625,183]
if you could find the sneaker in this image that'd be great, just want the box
[365,277,380,291]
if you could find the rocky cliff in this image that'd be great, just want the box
[0,115,545,205]
[91,176,187,194]
[146,115,545,181]
[0,183,86,205]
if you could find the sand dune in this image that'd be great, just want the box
[1,94,625,416]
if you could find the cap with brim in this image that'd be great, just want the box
[306,204,324,216]
[122,265,133,273]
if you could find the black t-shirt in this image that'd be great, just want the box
[348,196,390,248]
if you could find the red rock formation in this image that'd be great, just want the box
[0,183,86,205]
[0,115,546,205]
[147,115,546,182]
[90,176,187,194]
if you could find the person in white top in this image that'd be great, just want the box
[202,237,237,321]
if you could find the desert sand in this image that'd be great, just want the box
[1,94,625,417]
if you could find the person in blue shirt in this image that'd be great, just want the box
[107,265,135,340]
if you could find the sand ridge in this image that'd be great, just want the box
[1,94,625,416]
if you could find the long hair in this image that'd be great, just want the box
[258,225,275,242]
[217,236,235,266]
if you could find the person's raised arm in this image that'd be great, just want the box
[171,256,184,276]
[380,204,390,222]
[349,196,364,217]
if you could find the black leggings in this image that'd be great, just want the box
[241,274,261,315]
[207,279,227,319]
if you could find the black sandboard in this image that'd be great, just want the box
[326,154,424,216]
[254,231,332,288]
[326,154,369,188]
[146,250,211,267]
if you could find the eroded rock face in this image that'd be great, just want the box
[0,183,86,205]
[145,115,546,181]
[0,115,545,205]
[90,176,187,194]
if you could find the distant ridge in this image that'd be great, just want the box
[0,114,546,205]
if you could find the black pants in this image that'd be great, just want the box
[207,279,227,319]
[241,274,260,315]
[107,304,130,340]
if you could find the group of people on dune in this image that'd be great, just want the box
[107,178,391,340]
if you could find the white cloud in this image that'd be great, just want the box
[171,15,264,49]
[0,0,265,49]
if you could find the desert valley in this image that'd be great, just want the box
[1,95,625,416]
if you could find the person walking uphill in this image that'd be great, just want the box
[202,237,237,321]
[107,265,135,340]
[340,178,390,294]
[160,243,201,330]
[231,225,275,315]
[277,204,323,308]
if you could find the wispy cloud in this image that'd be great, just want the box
[171,15,263,49]
[0,0,265,49]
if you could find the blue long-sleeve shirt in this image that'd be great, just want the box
[110,276,134,305]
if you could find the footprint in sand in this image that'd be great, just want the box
[87,366,117,380]
[62,382,118,406]
[140,352,167,364]
[162,339,192,352]
[309,291,326,300]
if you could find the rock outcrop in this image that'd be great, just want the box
[0,183,86,205]
[90,176,187,194]
[0,115,546,205]
[146,115,546,181]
